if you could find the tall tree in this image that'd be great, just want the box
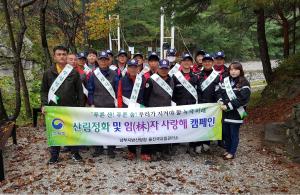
[47,0,83,52]
[1,0,38,120]
[85,0,118,42]
[255,8,273,84]
[39,0,52,69]
[272,0,291,58]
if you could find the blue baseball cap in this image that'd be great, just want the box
[148,52,160,61]
[106,49,113,56]
[167,48,176,57]
[97,51,109,59]
[76,51,87,59]
[118,49,128,57]
[203,53,214,61]
[133,52,144,59]
[127,59,138,67]
[182,52,193,61]
[214,51,225,59]
[159,59,170,69]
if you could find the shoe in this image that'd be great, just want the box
[223,153,234,160]
[223,152,229,156]
[125,152,136,160]
[72,153,83,162]
[140,154,151,161]
[195,145,202,154]
[92,147,104,157]
[107,148,116,159]
[202,144,210,152]
[48,156,59,164]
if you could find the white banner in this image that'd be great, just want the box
[45,103,222,146]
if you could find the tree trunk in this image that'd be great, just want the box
[17,7,32,118]
[19,65,32,118]
[282,20,290,58]
[255,8,273,85]
[65,32,77,53]
[293,1,296,54]
[39,0,52,70]
[276,6,290,58]
[82,0,89,48]
[0,89,8,123]
[1,0,22,121]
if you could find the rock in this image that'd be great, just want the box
[264,122,287,143]
[286,104,300,163]
[274,148,284,155]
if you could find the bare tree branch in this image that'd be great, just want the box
[20,0,38,8]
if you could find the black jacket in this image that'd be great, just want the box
[41,65,85,107]
[217,76,251,123]
[144,74,174,107]
[198,69,220,103]
[120,73,145,108]
[172,71,198,105]
[87,68,119,108]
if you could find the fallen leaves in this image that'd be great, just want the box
[0,125,300,194]
[224,175,233,182]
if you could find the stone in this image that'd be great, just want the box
[286,104,300,162]
[264,122,287,143]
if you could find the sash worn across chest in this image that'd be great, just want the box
[174,71,198,103]
[48,64,73,104]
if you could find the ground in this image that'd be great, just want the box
[1,123,300,194]
[247,94,300,124]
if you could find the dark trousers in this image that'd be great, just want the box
[140,145,154,155]
[223,122,241,155]
[128,145,137,153]
[189,142,199,148]
[217,122,226,147]
[50,146,79,157]
[146,144,170,154]
[94,146,115,152]
[140,144,169,155]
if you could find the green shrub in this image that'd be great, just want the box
[275,53,300,75]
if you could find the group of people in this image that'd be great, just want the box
[41,45,251,164]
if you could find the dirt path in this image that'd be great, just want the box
[0,124,299,193]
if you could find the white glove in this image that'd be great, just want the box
[220,105,227,111]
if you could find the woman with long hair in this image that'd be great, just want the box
[217,61,251,160]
